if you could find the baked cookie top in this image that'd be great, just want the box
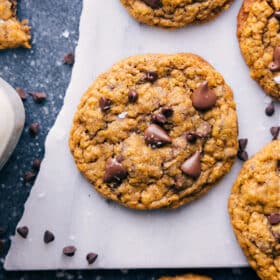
[0,0,31,49]
[229,140,280,280]
[119,0,233,28]
[69,53,238,210]
[237,0,280,99]
[159,274,212,280]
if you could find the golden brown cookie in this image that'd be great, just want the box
[120,0,233,28]
[0,0,31,49]
[237,0,280,99]
[159,274,212,280]
[229,140,280,280]
[69,53,238,210]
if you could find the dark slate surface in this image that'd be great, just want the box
[0,1,259,279]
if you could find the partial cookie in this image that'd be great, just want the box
[159,274,212,280]
[0,0,31,49]
[237,0,280,99]
[120,0,233,28]
[229,140,280,280]
[69,53,238,210]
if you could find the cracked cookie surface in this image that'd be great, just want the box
[69,53,238,210]
[159,274,212,280]
[120,0,233,28]
[0,0,31,49]
[229,140,280,280]
[237,0,280,99]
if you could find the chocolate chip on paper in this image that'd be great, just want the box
[86,252,98,265]
[44,230,55,244]
[237,150,248,162]
[63,246,76,257]
[265,102,275,116]
[17,226,29,239]
[270,126,280,140]
[238,138,248,151]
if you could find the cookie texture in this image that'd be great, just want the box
[0,0,31,49]
[159,274,212,280]
[120,0,233,28]
[237,0,280,99]
[69,53,238,210]
[229,140,280,280]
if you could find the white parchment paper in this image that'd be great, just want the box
[5,0,280,270]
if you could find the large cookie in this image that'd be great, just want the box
[0,0,31,49]
[237,0,280,99]
[69,53,238,210]
[159,274,212,280]
[229,140,280,280]
[120,0,233,28]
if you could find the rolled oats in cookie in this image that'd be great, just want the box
[159,274,212,280]
[237,0,280,99]
[120,0,233,28]
[229,140,280,280]
[69,53,238,210]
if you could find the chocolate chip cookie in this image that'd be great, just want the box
[0,0,31,49]
[229,140,280,280]
[237,0,280,99]
[159,274,212,280]
[120,0,233,28]
[69,53,238,210]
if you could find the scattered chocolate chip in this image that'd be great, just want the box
[268,213,280,225]
[238,138,248,151]
[128,89,138,103]
[0,226,7,237]
[151,113,167,125]
[181,151,201,179]
[237,150,248,161]
[196,122,212,138]
[16,87,27,101]
[30,92,47,103]
[63,52,75,65]
[144,124,171,147]
[24,171,36,182]
[86,252,98,264]
[161,106,173,117]
[63,246,76,257]
[17,226,29,239]
[270,126,280,140]
[144,71,158,83]
[104,158,128,183]
[142,0,162,8]
[44,230,55,244]
[269,46,280,72]
[99,97,112,112]
[265,102,275,116]
[32,158,42,171]
[275,11,280,20]
[191,81,217,111]
[185,133,197,144]
[29,122,40,136]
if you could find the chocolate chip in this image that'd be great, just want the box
[16,87,27,101]
[63,246,76,257]
[99,97,112,112]
[104,158,128,183]
[30,92,47,103]
[0,226,7,237]
[270,126,280,140]
[268,213,280,225]
[128,89,138,103]
[44,230,55,244]
[161,106,173,117]
[151,113,167,125]
[269,46,280,72]
[17,226,29,238]
[275,11,280,20]
[191,81,217,111]
[24,171,36,182]
[142,0,162,8]
[238,138,248,151]
[181,151,201,179]
[185,133,197,144]
[29,122,40,136]
[86,252,98,264]
[237,150,248,161]
[144,71,158,83]
[63,52,75,65]
[32,158,42,171]
[144,124,171,147]
[265,102,275,116]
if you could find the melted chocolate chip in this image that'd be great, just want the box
[17,226,29,239]
[86,252,98,264]
[151,113,167,125]
[144,71,158,83]
[142,0,162,9]
[269,46,280,72]
[191,81,217,111]
[268,213,280,225]
[99,97,112,112]
[238,138,248,151]
[161,106,173,117]
[181,151,201,179]
[104,158,128,183]
[63,246,76,257]
[16,88,27,101]
[237,150,248,161]
[265,102,275,116]
[44,230,55,244]
[270,126,280,140]
[128,89,138,103]
[144,124,171,147]
[185,133,197,143]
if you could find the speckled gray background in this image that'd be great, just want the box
[0,1,258,279]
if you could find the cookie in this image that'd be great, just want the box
[119,0,233,28]
[69,53,238,210]
[237,0,280,99]
[159,274,212,280]
[229,140,280,280]
[0,0,31,49]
